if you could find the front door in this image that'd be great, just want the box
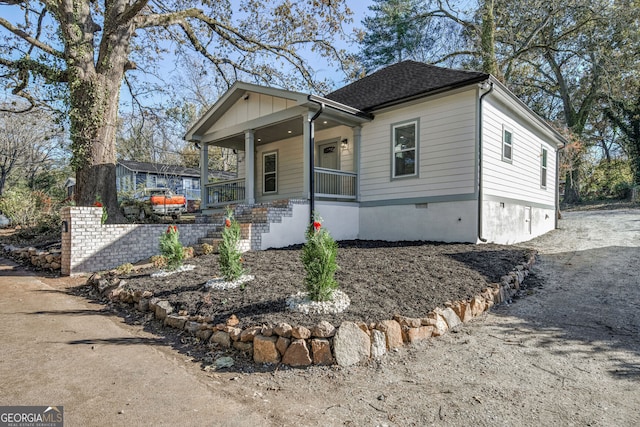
[318,141,338,170]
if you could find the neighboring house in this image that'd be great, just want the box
[185,61,566,247]
[116,160,236,205]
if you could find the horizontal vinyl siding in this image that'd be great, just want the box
[482,98,556,207]
[255,136,304,201]
[315,125,355,172]
[359,90,477,202]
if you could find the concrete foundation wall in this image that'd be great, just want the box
[359,200,478,243]
[61,207,218,276]
[259,202,360,249]
[481,200,555,244]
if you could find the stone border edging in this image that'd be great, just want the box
[88,252,536,368]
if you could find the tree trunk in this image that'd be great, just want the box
[69,74,126,223]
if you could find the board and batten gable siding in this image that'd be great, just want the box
[481,96,556,208]
[208,92,299,134]
[359,89,478,203]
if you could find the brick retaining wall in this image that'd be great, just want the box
[61,207,218,276]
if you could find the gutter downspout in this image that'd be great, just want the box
[307,96,325,224]
[477,80,494,243]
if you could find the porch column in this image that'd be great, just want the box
[244,129,255,205]
[199,142,208,206]
[353,126,362,201]
[302,112,313,199]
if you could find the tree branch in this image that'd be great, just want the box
[0,16,64,58]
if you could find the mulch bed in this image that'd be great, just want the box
[112,240,533,329]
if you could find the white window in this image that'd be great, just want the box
[502,126,513,162]
[392,120,418,178]
[263,151,277,194]
[541,147,548,189]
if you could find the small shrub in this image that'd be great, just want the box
[183,246,195,259]
[151,255,167,268]
[201,243,215,255]
[218,208,245,281]
[301,215,339,302]
[158,225,184,270]
[115,263,134,275]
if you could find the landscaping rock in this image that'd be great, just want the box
[240,326,262,342]
[253,335,280,364]
[282,339,312,367]
[291,325,311,340]
[333,321,371,367]
[184,321,201,335]
[226,314,240,327]
[311,339,333,365]
[376,320,403,349]
[276,336,290,356]
[164,315,187,330]
[261,325,274,337]
[407,326,434,343]
[273,323,292,338]
[229,327,242,341]
[233,341,253,353]
[137,298,150,312]
[469,296,486,317]
[393,315,421,328]
[370,330,387,359]
[311,320,336,338]
[424,312,448,337]
[154,300,173,321]
[437,307,462,330]
[211,331,231,348]
[196,329,213,341]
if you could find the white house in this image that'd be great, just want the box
[185,61,565,247]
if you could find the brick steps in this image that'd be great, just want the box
[196,199,302,252]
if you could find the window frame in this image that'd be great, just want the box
[540,147,548,189]
[391,119,420,180]
[262,151,278,194]
[502,125,514,163]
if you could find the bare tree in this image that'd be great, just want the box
[0,1,354,221]
[0,107,64,195]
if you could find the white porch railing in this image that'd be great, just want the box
[205,178,246,207]
[204,169,357,207]
[314,167,357,200]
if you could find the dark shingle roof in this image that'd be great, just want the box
[326,61,489,112]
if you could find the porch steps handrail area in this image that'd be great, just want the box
[197,199,307,252]
[205,178,245,207]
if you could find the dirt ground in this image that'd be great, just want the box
[2,207,640,426]
[96,241,531,328]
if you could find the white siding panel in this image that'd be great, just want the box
[482,98,556,206]
[210,92,295,133]
[359,90,478,202]
[255,136,305,202]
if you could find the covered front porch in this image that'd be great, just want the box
[184,82,371,213]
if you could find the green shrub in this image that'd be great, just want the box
[218,208,245,281]
[115,263,134,275]
[301,216,339,302]
[159,225,184,270]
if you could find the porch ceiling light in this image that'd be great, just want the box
[341,138,349,149]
